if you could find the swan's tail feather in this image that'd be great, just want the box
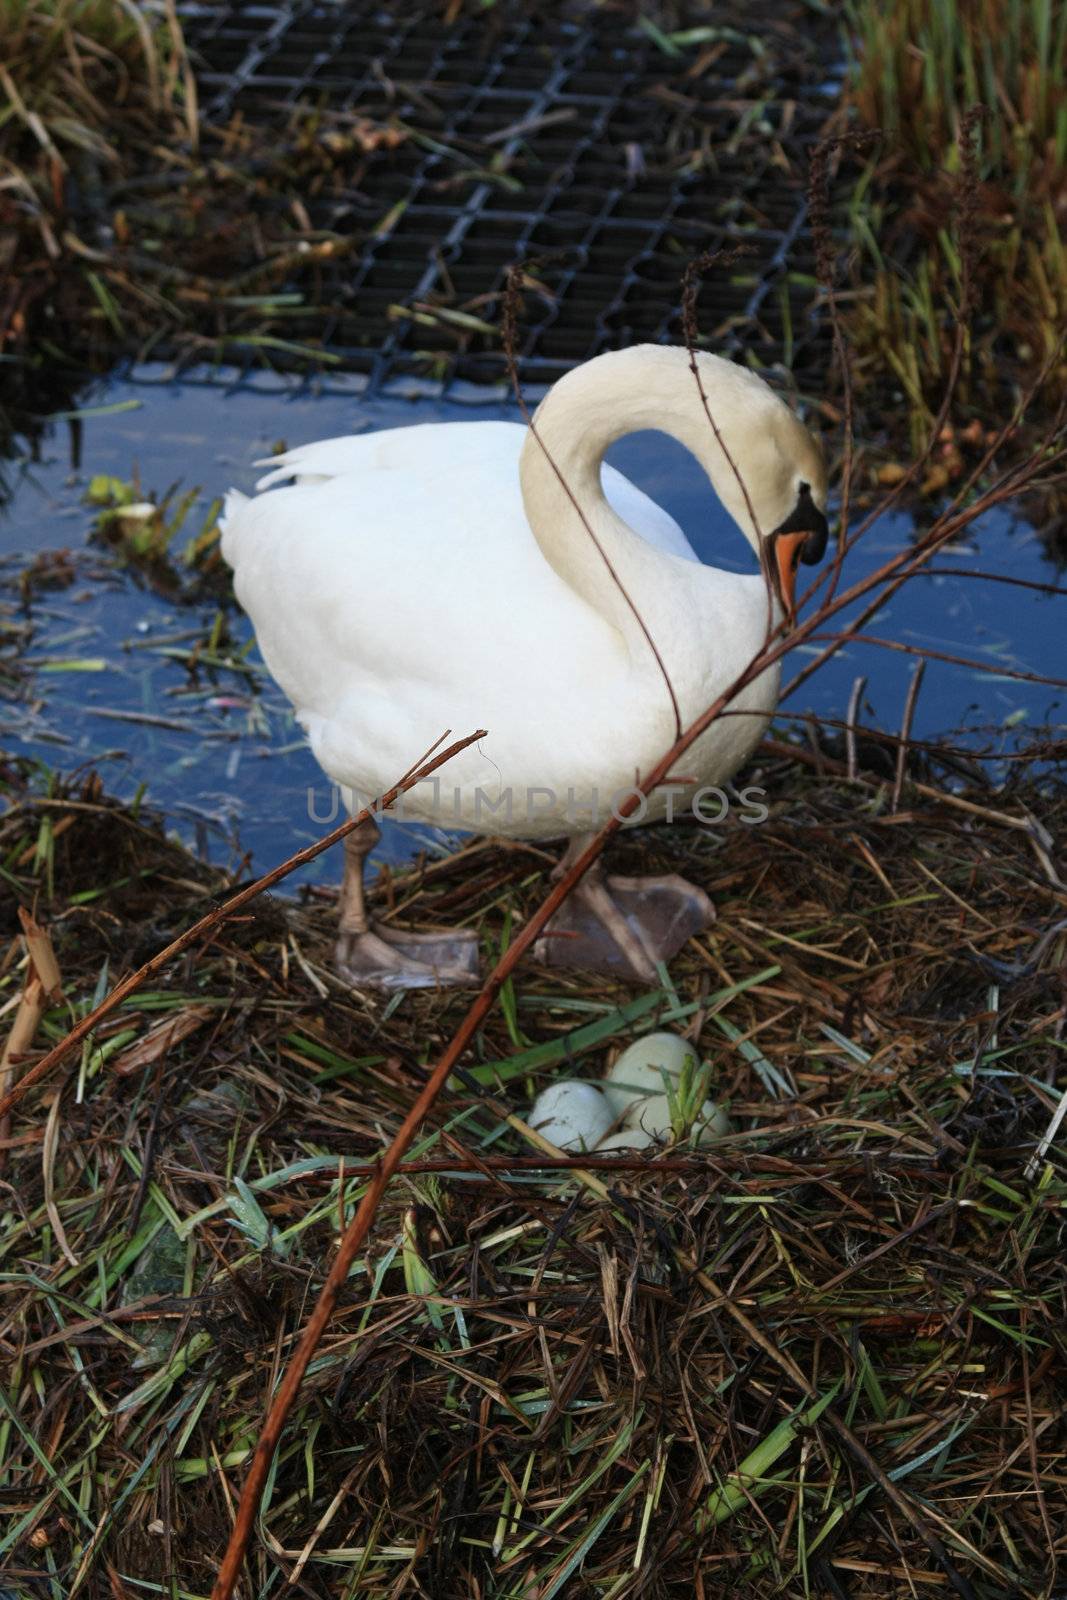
[252,436,379,490]
[219,488,250,565]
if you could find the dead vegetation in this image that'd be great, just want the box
[2,740,1066,1598]
[0,114,1064,1600]
[0,0,194,354]
[839,0,1067,500]
[2,7,1067,1599]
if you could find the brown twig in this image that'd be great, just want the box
[845,675,866,782]
[895,659,927,812]
[913,566,1067,598]
[808,630,1067,692]
[0,911,61,1168]
[681,245,779,641]
[807,130,878,604]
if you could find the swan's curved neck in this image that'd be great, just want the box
[518,348,762,655]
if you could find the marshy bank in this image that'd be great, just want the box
[2,746,1066,1596]
[2,1,1067,1597]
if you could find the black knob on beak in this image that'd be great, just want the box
[773,482,828,564]
[770,482,830,623]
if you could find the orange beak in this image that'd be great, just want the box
[773,531,809,627]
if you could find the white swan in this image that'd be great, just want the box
[220,344,828,987]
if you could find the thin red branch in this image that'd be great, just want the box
[916,567,1067,598]
[806,131,879,605]
[806,630,1067,691]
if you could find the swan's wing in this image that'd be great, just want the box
[219,422,700,729]
[220,419,730,809]
[219,420,587,724]
[601,463,699,562]
[253,427,699,563]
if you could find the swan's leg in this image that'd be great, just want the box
[337,819,377,938]
[335,817,480,990]
[533,834,713,982]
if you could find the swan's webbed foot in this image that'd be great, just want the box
[533,843,714,982]
[335,924,480,991]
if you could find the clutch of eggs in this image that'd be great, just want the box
[527,1031,730,1152]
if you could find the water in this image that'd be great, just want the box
[2,366,1062,882]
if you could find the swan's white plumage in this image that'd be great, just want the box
[221,346,826,838]
[246,421,700,562]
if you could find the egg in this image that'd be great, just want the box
[628,1093,732,1144]
[604,1031,700,1116]
[528,1080,615,1151]
[595,1127,656,1151]
[604,1031,731,1145]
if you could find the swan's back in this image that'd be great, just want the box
[220,420,695,759]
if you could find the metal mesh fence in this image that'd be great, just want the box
[178,1,838,390]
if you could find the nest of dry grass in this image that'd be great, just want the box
[2,745,1065,1598]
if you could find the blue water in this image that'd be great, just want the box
[2,365,1062,881]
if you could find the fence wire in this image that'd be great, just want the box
[179,0,837,391]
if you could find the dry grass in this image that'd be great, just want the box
[2,744,1066,1598]
[842,0,1067,453]
[0,0,194,330]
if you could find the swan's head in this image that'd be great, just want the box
[682,351,830,623]
[750,400,829,625]
[524,343,831,622]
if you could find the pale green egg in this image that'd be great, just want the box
[603,1031,700,1116]
[594,1127,656,1151]
[528,1079,615,1151]
[603,1030,731,1143]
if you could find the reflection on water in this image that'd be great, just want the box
[2,366,1062,881]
